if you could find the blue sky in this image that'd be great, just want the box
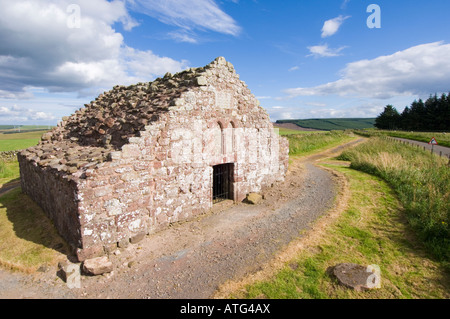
[1,0,450,125]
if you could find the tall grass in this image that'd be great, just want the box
[338,138,450,264]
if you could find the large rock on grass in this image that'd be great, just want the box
[332,263,381,292]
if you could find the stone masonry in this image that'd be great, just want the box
[18,57,289,261]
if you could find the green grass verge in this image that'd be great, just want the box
[237,163,449,299]
[338,138,450,265]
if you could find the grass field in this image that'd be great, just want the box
[235,162,449,299]
[0,125,52,133]
[287,130,356,157]
[0,130,47,151]
[277,118,376,131]
[275,127,325,136]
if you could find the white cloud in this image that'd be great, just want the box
[304,102,327,107]
[341,0,350,10]
[288,66,299,72]
[0,104,55,122]
[266,103,384,121]
[287,42,450,99]
[124,47,189,79]
[279,112,294,120]
[307,44,347,57]
[321,15,350,38]
[0,0,189,98]
[128,0,241,42]
[168,30,199,43]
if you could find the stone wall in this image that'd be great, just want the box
[0,150,20,161]
[18,155,81,251]
[18,57,289,261]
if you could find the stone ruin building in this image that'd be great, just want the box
[18,57,289,261]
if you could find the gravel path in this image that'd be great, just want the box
[0,139,363,299]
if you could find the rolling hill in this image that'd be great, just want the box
[276,118,376,131]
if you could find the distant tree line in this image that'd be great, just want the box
[375,93,450,131]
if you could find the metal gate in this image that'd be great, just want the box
[212,163,234,204]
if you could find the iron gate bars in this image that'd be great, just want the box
[212,163,233,204]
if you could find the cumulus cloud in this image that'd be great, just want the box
[307,44,347,57]
[128,0,241,42]
[0,0,189,98]
[0,104,55,122]
[321,15,350,38]
[287,42,450,99]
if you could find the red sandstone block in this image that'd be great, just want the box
[121,144,140,158]
[94,186,113,198]
[76,245,104,262]
[109,175,120,184]
[152,161,162,169]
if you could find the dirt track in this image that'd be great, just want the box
[0,138,363,299]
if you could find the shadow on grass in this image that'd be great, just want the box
[0,187,76,270]
[383,210,450,294]
[0,177,20,195]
